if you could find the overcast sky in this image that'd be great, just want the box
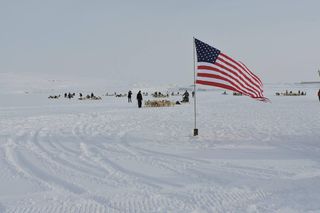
[1,0,320,86]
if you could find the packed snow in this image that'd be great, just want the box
[0,77,320,212]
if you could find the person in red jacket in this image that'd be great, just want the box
[318,89,320,102]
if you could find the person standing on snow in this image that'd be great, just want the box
[318,89,320,102]
[137,91,143,108]
[128,90,132,103]
[182,90,189,102]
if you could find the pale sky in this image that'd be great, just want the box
[1,0,320,86]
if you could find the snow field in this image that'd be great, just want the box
[0,85,320,212]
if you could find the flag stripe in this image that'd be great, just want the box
[237,61,264,97]
[239,61,263,87]
[196,76,237,88]
[194,38,267,102]
[197,66,259,97]
[198,59,263,98]
[220,53,263,87]
[198,74,267,100]
[196,80,240,93]
[214,61,261,97]
[216,56,262,94]
[197,73,257,97]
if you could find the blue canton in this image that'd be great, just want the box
[195,38,220,64]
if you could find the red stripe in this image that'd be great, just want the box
[220,53,263,87]
[239,62,263,87]
[196,80,239,92]
[217,57,262,93]
[198,64,259,97]
[196,79,267,101]
[238,62,263,97]
[216,57,263,97]
[197,73,256,98]
[217,57,261,91]
[212,62,260,97]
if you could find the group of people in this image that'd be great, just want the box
[60,92,101,100]
[152,92,168,98]
[48,88,320,104]
[64,92,76,99]
[275,90,307,96]
[233,92,243,96]
[127,90,192,108]
[127,90,143,108]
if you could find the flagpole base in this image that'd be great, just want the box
[193,128,198,136]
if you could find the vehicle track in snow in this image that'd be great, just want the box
[1,97,320,212]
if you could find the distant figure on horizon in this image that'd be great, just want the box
[137,91,143,108]
[318,89,320,102]
[128,90,132,103]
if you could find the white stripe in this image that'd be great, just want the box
[219,54,261,86]
[216,57,262,96]
[219,55,263,97]
[199,59,261,94]
[197,70,254,96]
[196,73,256,97]
[196,76,262,98]
[196,76,235,88]
[196,77,256,98]
[197,64,259,97]
[218,55,263,93]
[238,61,263,87]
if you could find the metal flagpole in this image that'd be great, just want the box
[193,37,198,136]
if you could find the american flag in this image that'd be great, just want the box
[195,38,268,102]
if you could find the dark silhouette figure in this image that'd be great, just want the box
[79,93,83,98]
[137,91,143,108]
[128,90,132,103]
[318,89,320,102]
[182,90,189,102]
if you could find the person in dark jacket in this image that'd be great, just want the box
[137,91,143,108]
[128,90,132,103]
[318,89,320,102]
[182,90,189,102]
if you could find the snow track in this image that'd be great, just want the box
[1,89,320,212]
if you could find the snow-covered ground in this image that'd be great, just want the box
[0,79,320,212]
